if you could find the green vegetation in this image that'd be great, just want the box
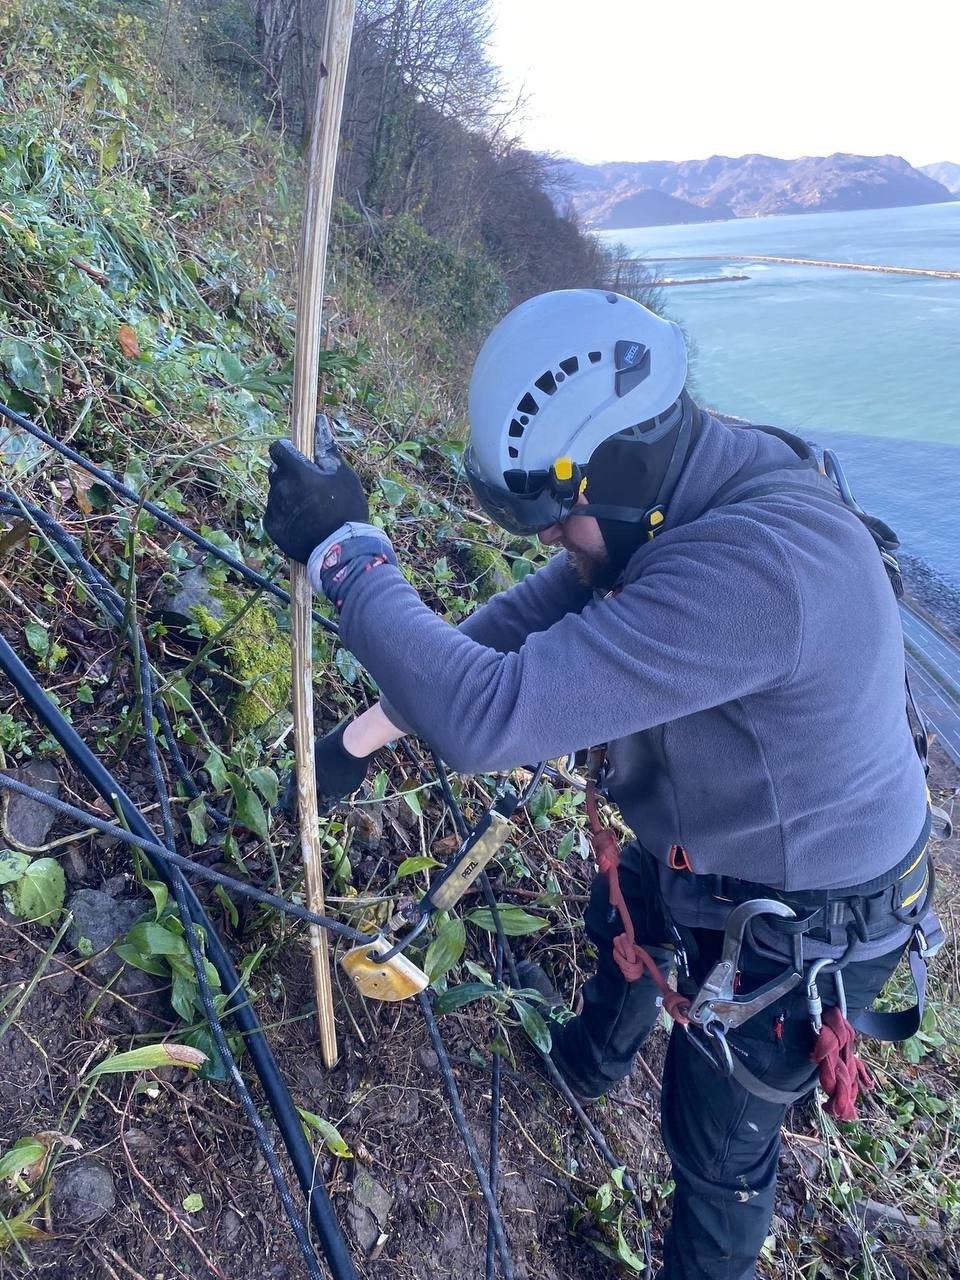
[0,2,957,1277]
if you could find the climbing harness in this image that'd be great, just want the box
[576,430,951,1117]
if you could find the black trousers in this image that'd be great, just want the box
[552,846,905,1280]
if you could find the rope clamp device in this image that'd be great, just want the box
[340,788,520,1000]
[686,898,803,1037]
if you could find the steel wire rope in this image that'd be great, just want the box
[0,400,339,636]
[0,775,371,945]
[0,525,355,1276]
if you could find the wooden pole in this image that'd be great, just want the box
[289,0,356,1069]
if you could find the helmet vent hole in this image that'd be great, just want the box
[508,419,525,438]
[519,415,529,426]
[517,392,538,416]
[559,356,579,375]
[508,446,519,459]
[535,370,557,396]
[588,351,602,364]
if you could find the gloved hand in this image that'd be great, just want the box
[280,722,374,818]
[307,522,397,610]
[264,436,368,564]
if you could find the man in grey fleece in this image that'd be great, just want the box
[264,290,935,1279]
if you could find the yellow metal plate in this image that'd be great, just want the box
[340,939,429,1002]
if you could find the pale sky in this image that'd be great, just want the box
[488,0,959,167]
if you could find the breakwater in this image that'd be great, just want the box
[658,274,749,286]
[641,254,960,280]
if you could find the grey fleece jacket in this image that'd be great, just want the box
[329,412,929,894]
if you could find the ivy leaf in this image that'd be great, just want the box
[213,349,245,386]
[204,748,229,792]
[425,916,466,984]
[335,647,358,684]
[432,981,496,1016]
[249,766,279,808]
[12,859,65,925]
[528,782,558,824]
[377,476,407,508]
[229,775,270,839]
[465,906,549,936]
[23,622,49,659]
[395,855,442,877]
[0,848,31,886]
[399,778,423,817]
[0,338,61,400]
[186,795,208,846]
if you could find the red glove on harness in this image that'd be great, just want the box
[811,1006,875,1121]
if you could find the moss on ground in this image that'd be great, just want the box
[193,589,291,735]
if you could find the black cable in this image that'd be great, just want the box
[417,990,515,1280]
[0,400,339,636]
[0,774,369,945]
[485,928,504,1280]
[0,637,357,1280]
[0,494,229,825]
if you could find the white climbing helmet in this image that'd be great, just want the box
[465,289,688,533]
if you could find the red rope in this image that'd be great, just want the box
[811,1007,874,1120]
[585,783,690,1024]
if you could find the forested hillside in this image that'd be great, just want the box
[0,4,957,1280]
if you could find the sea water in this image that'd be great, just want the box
[604,203,960,589]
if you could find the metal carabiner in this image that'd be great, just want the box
[683,1020,735,1077]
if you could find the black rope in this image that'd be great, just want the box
[418,990,515,1280]
[0,400,338,636]
[0,493,229,826]
[429,754,653,1270]
[0,774,369,945]
[0,484,355,1277]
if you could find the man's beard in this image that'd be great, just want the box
[566,548,619,591]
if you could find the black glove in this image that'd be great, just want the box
[264,437,368,564]
[280,723,374,818]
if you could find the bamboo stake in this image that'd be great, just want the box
[290,0,356,1069]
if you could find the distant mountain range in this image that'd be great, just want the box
[920,161,960,194]
[545,153,958,228]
